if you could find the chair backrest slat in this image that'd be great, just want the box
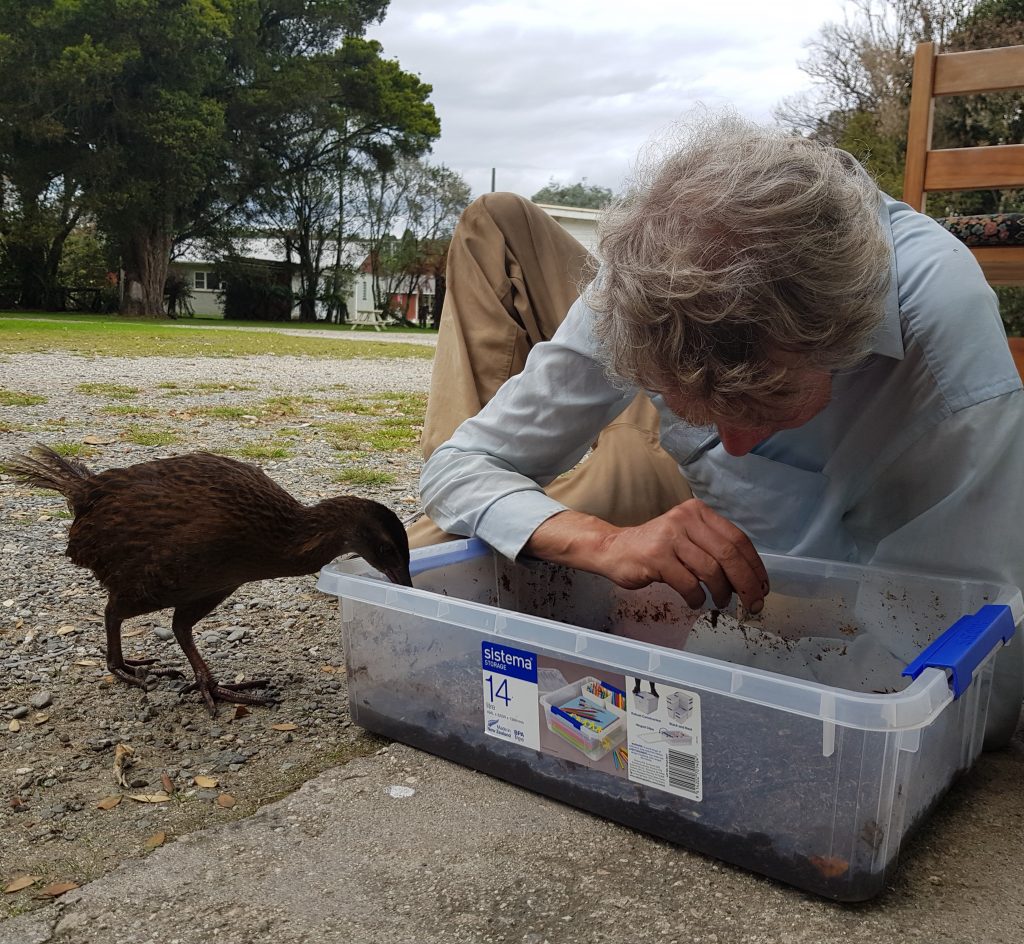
[902,40,1024,290]
[933,45,1024,96]
[926,144,1024,192]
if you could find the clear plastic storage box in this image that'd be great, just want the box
[318,538,1021,901]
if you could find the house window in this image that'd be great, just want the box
[361,281,368,301]
[194,271,222,291]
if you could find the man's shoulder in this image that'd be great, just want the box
[884,197,1021,411]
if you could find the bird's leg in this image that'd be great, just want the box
[103,600,184,688]
[170,592,274,717]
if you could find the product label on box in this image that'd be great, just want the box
[625,678,702,801]
[481,642,540,750]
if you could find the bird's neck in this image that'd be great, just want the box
[285,497,365,574]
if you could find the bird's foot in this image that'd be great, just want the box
[180,677,274,716]
[109,659,186,691]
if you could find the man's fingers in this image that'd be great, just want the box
[694,504,769,607]
[670,543,732,609]
[657,556,707,609]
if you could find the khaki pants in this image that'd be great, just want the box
[408,192,692,549]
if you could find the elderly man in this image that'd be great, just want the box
[411,116,1024,746]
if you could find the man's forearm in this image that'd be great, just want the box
[523,509,618,573]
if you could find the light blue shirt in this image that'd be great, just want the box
[423,196,1023,570]
[421,195,1024,733]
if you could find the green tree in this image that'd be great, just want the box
[251,38,440,321]
[0,1,432,318]
[774,1,972,185]
[354,158,470,322]
[531,178,614,209]
[0,0,239,316]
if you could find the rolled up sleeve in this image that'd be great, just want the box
[420,298,634,560]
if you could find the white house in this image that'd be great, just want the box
[533,203,602,255]
[170,203,601,322]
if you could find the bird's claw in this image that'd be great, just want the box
[110,659,186,689]
[179,678,275,717]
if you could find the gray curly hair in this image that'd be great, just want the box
[586,114,891,425]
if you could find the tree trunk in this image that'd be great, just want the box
[432,272,445,329]
[3,197,76,310]
[120,225,173,317]
[7,244,64,310]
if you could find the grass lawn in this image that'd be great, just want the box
[0,312,434,359]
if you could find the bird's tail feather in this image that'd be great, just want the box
[1,444,93,501]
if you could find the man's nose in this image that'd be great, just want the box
[716,424,770,456]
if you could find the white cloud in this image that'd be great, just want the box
[368,0,851,198]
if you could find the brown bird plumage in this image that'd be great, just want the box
[3,445,412,715]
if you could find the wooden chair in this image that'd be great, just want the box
[903,41,1024,286]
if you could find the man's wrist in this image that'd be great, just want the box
[524,509,618,570]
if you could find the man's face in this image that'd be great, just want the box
[662,368,833,457]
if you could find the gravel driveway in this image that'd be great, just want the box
[0,348,432,915]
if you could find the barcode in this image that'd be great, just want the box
[667,749,699,793]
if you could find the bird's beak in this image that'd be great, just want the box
[384,565,413,588]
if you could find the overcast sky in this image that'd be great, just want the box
[367,0,852,200]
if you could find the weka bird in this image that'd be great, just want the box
[4,445,412,715]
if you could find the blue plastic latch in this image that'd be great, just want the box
[902,604,1016,699]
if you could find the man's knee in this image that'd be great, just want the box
[461,191,535,233]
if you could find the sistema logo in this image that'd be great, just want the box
[481,642,538,683]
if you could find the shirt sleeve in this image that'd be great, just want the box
[419,297,636,560]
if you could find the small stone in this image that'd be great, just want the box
[928,875,943,886]
[30,691,52,710]
[154,628,173,641]
[227,629,246,643]
[10,706,29,720]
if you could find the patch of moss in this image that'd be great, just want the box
[0,388,46,407]
[76,382,139,399]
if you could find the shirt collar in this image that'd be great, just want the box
[870,195,904,360]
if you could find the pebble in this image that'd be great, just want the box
[30,691,53,709]
[154,628,174,641]
[10,706,29,720]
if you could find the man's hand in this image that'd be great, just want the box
[525,499,768,612]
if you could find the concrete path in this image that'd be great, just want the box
[2,734,1022,944]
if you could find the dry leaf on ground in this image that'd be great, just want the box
[194,775,218,789]
[127,792,171,804]
[216,793,236,809]
[37,882,78,898]
[144,832,167,851]
[271,723,298,732]
[95,795,122,810]
[4,875,40,894]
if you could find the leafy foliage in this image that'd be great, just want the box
[0,1,437,319]
[531,179,615,209]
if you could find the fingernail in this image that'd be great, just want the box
[749,599,764,615]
